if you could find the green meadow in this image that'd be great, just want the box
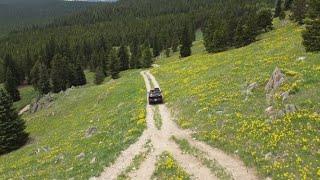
[152,20,320,179]
[0,70,146,179]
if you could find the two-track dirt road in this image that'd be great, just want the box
[92,71,258,180]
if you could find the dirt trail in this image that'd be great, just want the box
[93,71,258,180]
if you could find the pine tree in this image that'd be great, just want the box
[180,24,192,58]
[130,39,140,69]
[4,69,20,102]
[73,63,87,86]
[51,54,70,93]
[142,44,153,68]
[291,0,307,24]
[44,37,56,68]
[172,35,179,52]
[30,60,41,90]
[308,0,320,18]
[23,50,33,84]
[0,89,28,155]
[94,67,105,85]
[118,45,129,71]
[257,8,273,31]
[37,63,51,95]
[279,10,286,20]
[284,0,294,10]
[109,48,120,79]
[302,0,320,52]
[165,48,171,57]
[3,54,20,85]
[274,0,283,18]
[152,36,160,57]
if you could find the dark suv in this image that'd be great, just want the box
[148,88,163,104]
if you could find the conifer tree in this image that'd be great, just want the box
[30,60,41,90]
[44,37,56,68]
[4,69,20,102]
[142,44,153,68]
[109,48,120,79]
[180,24,192,58]
[291,0,307,24]
[172,35,179,52]
[302,0,320,51]
[51,54,70,93]
[130,39,140,69]
[118,45,129,71]
[94,67,105,85]
[257,8,273,31]
[279,10,286,20]
[3,54,20,85]
[152,36,160,57]
[284,0,294,10]
[72,63,87,86]
[165,48,171,57]
[37,63,51,95]
[274,0,283,18]
[0,89,28,155]
[23,50,33,83]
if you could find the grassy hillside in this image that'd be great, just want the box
[152,20,320,179]
[0,70,146,179]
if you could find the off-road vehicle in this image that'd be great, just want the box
[148,88,163,104]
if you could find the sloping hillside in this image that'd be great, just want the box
[152,20,320,179]
[0,70,146,179]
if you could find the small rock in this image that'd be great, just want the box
[41,146,50,152]
[265,106,274,116]
[67,167,74,172]
[247,82,258,92]
[76,152,85,160]
[216,111,224,115]
[297,56,306,61]
[30,103,39,114]
[90,157,97,164]
[277,110,285,117]
[85,127,98,138]
[264,152,273,160]
[266,93,274,106]
[281,92,289,103]
[285,104,297,114]
[55,154,65,164]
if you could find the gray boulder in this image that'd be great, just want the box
[265,67,285,93]
[30,94,54,113]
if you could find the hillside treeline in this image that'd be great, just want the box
[0,0,274,97]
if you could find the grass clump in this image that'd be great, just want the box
[172,136,233,180]
[152,151,190,180]
[117,140,153,180]
[154,106,162,130]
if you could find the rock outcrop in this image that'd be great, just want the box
[265,67,285,93]
[30,94,55,113]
